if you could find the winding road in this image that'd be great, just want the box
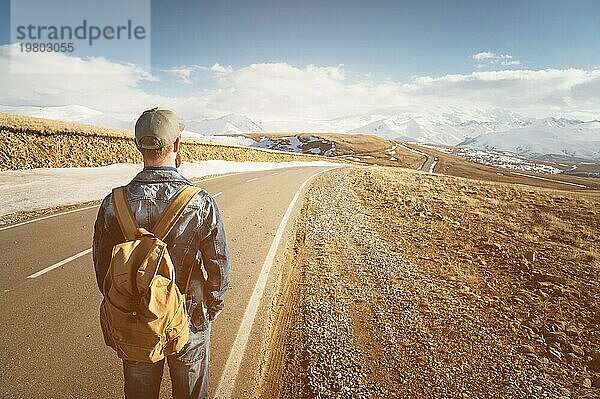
[395,143,437,173]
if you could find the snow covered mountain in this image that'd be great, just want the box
[2,104,598,160]
[460,118,600,161]
[345,106,533,145]
[260,110,600,160]
[183,114,263,135]
[0,105,263,135]
[258,106,533,145]
[0,104,133,129]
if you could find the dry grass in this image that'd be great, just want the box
[0,112,133,138]
[239,132,392,155]
[237,132,425,169]
[409,142,600,191]
[265,165,600,397]
[350,166,600,395]
[0,112,331,170]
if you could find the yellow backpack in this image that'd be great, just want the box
[99,185,202,363]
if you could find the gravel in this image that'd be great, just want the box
[277,166,596,398]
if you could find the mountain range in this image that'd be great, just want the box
[459,119,600,161]
[0,104,598,161]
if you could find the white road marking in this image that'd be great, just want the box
[192,172,242,183]
[214,166,343,399]
[246,178,258,183]
[271,172,278,175]
[27,248,92,279]
[508,171,588,188]
[0,204,100,232]
[213,191,223,198]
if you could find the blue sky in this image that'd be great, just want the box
[2,0,599,77]
[1,0,599,121]
[149,0,600,78]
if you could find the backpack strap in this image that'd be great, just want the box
[153,185,203,296]
[152,185,202,241]
[112,187,139,241]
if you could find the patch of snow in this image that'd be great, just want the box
[251,136,302,152]
[344,156,363,162]
[248,135,335,156]
[324,141,336,156]
[182,131,256,147]
[460,123,600,161]
[0,160,342,217]
[385,144,398,155]
[454,148,562,174]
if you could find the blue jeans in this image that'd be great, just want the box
[122,324,211,399]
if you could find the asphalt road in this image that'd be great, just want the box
[394,143,436,173]
[0,165,336,399]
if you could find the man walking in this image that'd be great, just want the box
[92,108,230,399]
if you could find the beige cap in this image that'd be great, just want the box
[135,108,185,149]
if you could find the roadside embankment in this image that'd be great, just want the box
[260,166,600,398]
[0,113,328,170]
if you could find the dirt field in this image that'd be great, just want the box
[408,143,600,191]
[237,132,425,169]
[259,166,600,398]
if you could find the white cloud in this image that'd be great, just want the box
[1,44,164,120]
[472,51,497,61]
[406,68,600,116]
[1,44,598,123]
[165,65,208,84]
[200,62,363,119]
[472,51,521,67]
[197,63,600,119]
[210,63,234,74]
[0,44,210,121]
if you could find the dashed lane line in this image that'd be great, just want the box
[246,178,258,183]
[0,205,99,232]
[27,248,92,279]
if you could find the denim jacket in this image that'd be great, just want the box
[92,166,230,332]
